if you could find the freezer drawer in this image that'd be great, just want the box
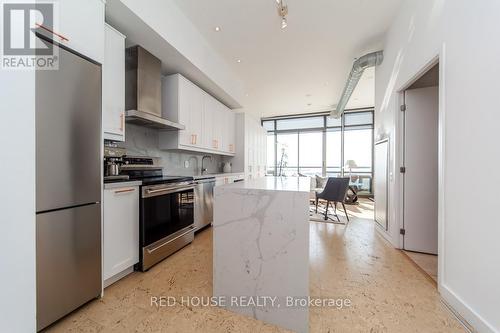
[36,204,101,331]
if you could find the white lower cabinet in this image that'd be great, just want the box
[103,185,139,286]
[215,174,245,187]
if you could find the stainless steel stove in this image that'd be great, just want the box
[120,156,195,271]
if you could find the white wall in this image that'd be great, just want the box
[0,71,36,331]
[375,1,500,332]
[117,0,245,107]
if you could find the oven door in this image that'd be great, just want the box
[140,182,194,248]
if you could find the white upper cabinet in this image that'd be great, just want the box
[212,101,224,151]
[188,82,204,147]
[225,110,236,154]
[103,24,126,142]
[202,94,216,150]
[160,74,236,156]
[230,113,267,180]
[52,0,105,63]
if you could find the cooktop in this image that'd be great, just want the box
[138,176,194,186]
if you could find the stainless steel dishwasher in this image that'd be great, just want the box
[194,177,216,231]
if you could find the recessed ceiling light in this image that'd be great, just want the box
[214,26,221,32]
[307,103,312,106]
[236,59,242,63]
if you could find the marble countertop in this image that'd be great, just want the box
[219,176,310,192]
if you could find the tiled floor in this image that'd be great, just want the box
[45,199,465,332]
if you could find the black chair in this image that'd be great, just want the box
[315,177,350,223]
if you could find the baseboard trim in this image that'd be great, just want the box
[104,266,134,288]
[374,223,398,247]
[440,284,498,333]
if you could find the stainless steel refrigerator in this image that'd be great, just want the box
[36,35,102,331]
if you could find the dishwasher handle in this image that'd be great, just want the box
[195,178,216,185]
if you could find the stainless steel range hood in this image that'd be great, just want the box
[125,46,184,130]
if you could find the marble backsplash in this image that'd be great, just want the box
[114,124,222,176]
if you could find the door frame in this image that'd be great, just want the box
[394,44,446,289]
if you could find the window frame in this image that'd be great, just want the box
[262,108,375,195]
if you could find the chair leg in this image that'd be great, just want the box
[334,202,340,222]
[342,202,350,222]
[315,198,318,214]
[324,201,329,220]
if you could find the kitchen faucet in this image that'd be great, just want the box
[201,155,213,175]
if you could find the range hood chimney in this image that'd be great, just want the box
[125,46,184,130]
[330,50,383,119]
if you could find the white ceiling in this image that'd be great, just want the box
[173,0,401,117]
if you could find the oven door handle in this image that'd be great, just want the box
[147,227,195,254]
[145,185,195,196]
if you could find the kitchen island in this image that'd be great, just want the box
[213,176,310,333]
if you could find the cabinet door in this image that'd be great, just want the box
[189,86,204,148]
[212,103,224,151]
[203,95,218,150]
[247,126,255,175]
[260,129,267,177]
[57,0,105,63]
[177,77,192,146]
[227,111,236,154]
[103,186,139,282]
[215,177,225,187]
[178,78,204,147]
[103,24,125,141]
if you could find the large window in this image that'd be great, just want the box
[326,129,342,177]
[276,133,298,176]
[344,128,373,194]
[263,109,374,195]
[299,131,323,176]
[266,134,275,176]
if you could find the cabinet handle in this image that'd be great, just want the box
[35,23,69,42]
[120,114,124,132]
[114,188,135,194]
[191,135,195,145]
[194,134,197,145]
